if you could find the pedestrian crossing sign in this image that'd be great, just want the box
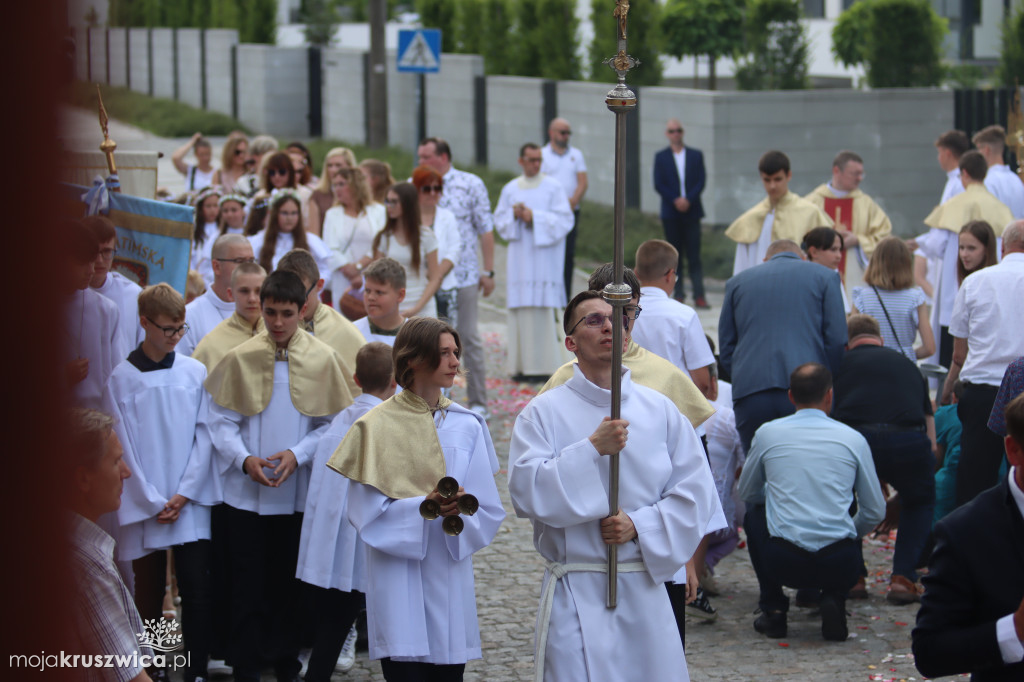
[397,29,441,73]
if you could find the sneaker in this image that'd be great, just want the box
[753,609,787,638]
[207,659,231,677]
[469,404,490,421]
[335,624,358,672]
[819,593,848,641]
[699,570,720,597]
[685,586,718,621]
[886,574,922,605]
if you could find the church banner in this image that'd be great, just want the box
[61,181,194,294]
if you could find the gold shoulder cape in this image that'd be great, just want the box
[804,185,892,256]
[539,340,715,428]
[923,184,1014,236]
[204,329,352,417]
[192,313,265,372]
[310,303,366,397]
[327,390,452,499]
[725,191,833,244]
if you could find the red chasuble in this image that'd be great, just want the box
[823,196,855,282]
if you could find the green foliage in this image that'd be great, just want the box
[239,0,277,44]
[455,0,485,54]
[735,0,809,90]
[661,0,744,89]
[417,0,457,52]
[191,0,213,27]
[210,0,241,28]
[69,82,250,136]
[830,0,871,67]
[510,0,580,79]
[945,63,984,89]
[863,0,946,87]
[589,0,663,85]
[996,1,1024,87]
[479,0,515,74]
[301,0,341,46]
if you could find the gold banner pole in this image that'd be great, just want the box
[96,85,120,190]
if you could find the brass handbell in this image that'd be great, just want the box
[419,498,441,520]
[442,516,464,536]
[422,477,478,536]
[437,476,459,499]
[457,494,479,516]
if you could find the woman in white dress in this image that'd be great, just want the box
[372,183,443,319]
[801,226,851,313]
[412,166,460,325]
[211,133,249,193]
[190,186,223,287]
[249,190,332,277]
[322,167,386,308]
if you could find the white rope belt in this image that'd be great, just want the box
[534,559,647,682]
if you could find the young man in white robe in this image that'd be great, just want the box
[297,342,396,681]
[62,219,128,411]
[178,233,255,356]
[329,317,504,681]
[102,283,221,682]
[353,257,408,344]
[508,290,723,682]
[494,142,575,380]
[83,215,144,352]
[205,270,352,682]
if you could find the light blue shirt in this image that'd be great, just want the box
[737,408,885,552]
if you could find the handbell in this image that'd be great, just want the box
[437,476,460,499]
[419,498,441,520]
[441,515,465,536]
[457,493,479,516]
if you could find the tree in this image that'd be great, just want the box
[589,0,663,85]
[479,0,514,74]
[417,0,457,52]
[210,0,241,28]
[661,0,744,90]
[455,0,485,54]
[831,0,946,88]
[301,0,341,46]
[239,0,277,44]
[511,0,580,80]
[735,0,810,90]
[996,0,1024,87]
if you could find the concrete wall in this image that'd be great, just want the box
[128,28,150,94]
[205,29,238,116]
[177,29,203,109]
[386,53,420,155]
[424,53,484,167]
[487,77,545,175]
[150,29,174,99]
[87,28,106,83]
[107,28,128,87]
[237,45,310,138]
[322,48,368,145]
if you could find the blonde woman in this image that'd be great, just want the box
[308,147,357,237]
[211,133,249,192]
[322,167,385,308]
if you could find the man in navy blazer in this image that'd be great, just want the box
[913,392,1024,681]
[718,240,847,450]
[653,119,708,308]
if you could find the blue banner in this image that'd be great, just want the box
[62,181,194,294]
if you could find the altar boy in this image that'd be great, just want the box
[102,283,220,682]
[206,270,352,681]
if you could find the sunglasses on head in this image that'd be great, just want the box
[268,168,289,177]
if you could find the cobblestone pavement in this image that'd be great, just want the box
[61,111,939,681]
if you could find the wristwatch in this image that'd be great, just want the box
[484,270,495,279]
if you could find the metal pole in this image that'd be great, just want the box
[367,0,388,148]
[601,0,639,609]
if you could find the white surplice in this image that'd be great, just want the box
[179,287,235,357]
[248,230,333,283]
[507,366,723,682]
[208,361,335,515]
[93,271,144,350]
[353,317,401,346]
[102,355,221,561]
[346,405,505,664]
[64,288,128,410]
[494,175,574,309]
[296,394,380,592]
[732,211,775,275]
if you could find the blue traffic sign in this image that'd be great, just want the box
[397,29,441,73]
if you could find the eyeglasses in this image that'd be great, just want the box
[419,185,443,194]
[558,129,572,136]
[234,149,247,156]
[268,168,289,177]
[214,256,256,264]
[99,247,117,260]
[384,198,399,206]
[625,304,642,320]
[667,128,683,134]
[146,318,189,338]
[568,311,630,335]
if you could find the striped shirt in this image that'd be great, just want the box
[70,513,150,681]
[852,286,927,361]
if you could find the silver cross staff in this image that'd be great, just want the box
[602,0,640,609]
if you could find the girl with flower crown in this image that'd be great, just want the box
[191,186,223,286]
[249,191,332,278]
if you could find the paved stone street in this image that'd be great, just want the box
[61,111,937,681]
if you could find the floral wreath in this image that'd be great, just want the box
[191,185,223,207]
[269,188,302,208]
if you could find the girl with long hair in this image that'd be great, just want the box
[412,165,460,324]
[801,226,849,313]
[212,133,250,192]
[191,186,223,286]
[956,220,999,284]
[360,159,395,204]
[308,147,357,237]
[322,167,385,309]
[372,183,443,318]
[216,194,248,238]
[248,191,331,277]
[251,151,312,227]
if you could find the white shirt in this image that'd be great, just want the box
[375,227,439,318]
[984,165,1024,219]
[941,168,965,204]
[183,164,216,192]
[93,271,144,350]
[632,287,714,373]
[321,204,386,303]
[949,252,1024,385]
[179,287,235,356]
[674,148,687,196]
[997,467,1024,664]
[733,211,775,275]
[428,206,462,291]
[541,143,587,202]
[248,230,332,284]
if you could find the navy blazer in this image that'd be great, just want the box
[912,477,1024,682]
[653,146,705,221]
[718,252,847,401]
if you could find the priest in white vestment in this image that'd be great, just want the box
[508,292,722,682]
[494,143,575,379]
[179,234,255,356]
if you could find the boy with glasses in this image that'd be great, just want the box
[83,214,144,350]
[101,283,221,682]
[179,234,255,356]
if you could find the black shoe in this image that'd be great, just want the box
[819,593,848,642]
[753,609,787,638]
[685,586,718,621]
